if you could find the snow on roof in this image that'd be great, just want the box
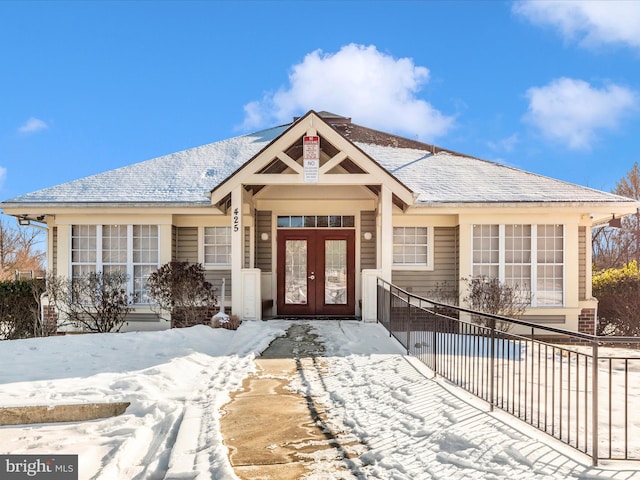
[2,126,287,205]
[1,122,631,207]
[356,143,631,204]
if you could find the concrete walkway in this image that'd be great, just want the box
[220,324,360,480]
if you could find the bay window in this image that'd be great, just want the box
[472,224,564,307]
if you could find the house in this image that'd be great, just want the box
[2,110,637,333]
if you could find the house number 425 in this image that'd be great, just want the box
[233,208,240,232]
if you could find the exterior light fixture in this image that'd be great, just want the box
[363,232,373,241]
[261,232,270,241]
[18,217,30,226]
[609,215,622,229]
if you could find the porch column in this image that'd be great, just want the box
[231,185,243,318]
[380,185,393,282]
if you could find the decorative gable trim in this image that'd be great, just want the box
[209,110,415,207]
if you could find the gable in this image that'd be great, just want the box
[209,111,415,211]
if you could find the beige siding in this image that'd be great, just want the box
[360,210,376,270]
[205,269,232,294]
[392,226,459,299]
[175,227,198,263]
[125,312,164,322]
[171,225,177,260]
[255,210,272,272]
[52,226,58,276]
[522,315,566,325]
[579,226,586,301]
[244,226,251,268]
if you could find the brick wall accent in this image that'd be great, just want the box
[578,308,596,335]
[171,306,230,328]
[42,306,58,336]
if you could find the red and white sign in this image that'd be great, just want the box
[303,135,320,159]
[303,135,320,183]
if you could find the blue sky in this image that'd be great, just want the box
[1,0,639,204]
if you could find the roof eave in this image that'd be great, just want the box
[411,200,640,209]
[1,201,214,210]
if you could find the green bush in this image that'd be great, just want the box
[0,279,45,340]
[593,261,640,336]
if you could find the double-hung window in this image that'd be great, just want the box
[536,225,564,306]
[472,224,564,307]
[70,225,159,303]
[71,225,97,278]
[393,226,431,268]
[133,225,159,302]
[203,226,231,266]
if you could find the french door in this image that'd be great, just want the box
[277,229,355,316]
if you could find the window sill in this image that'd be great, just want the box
[392,265,434,272]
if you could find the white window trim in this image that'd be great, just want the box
[471,224,565,308]
[392,225,435,272]
[199,226,232,270]
[69,224,159,305]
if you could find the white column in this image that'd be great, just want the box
[380,185,393,282]
[231,185,243,318]
[458,221,472,307]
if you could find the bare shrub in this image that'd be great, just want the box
[427,281,459,306]
[463,276,530,332]
[46,271,132,333]
[212,314,241,330]
[146,262,217,328]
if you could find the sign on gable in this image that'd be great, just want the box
[303,135,319,183]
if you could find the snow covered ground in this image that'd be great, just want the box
[1,320,639,479]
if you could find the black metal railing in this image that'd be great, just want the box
[376,278,640,466]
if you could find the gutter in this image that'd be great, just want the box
[1,201,212,209]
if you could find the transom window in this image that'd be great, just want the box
[277,215,355,228]
[71,225,159,303]
[393,226,430,266]
[472,224,564,307]
[204,226,232,265]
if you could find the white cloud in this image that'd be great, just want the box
[513,0,640,50]
[18,117,49,134]
[524,77,638,149]
[487,133,519,153]
[240,44,454,141]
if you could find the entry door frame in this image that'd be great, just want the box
[276,229,356,317]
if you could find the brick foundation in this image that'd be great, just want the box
[578,308,596,335]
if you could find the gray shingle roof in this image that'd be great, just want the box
[357,143,630,204]
[2,121,632,207]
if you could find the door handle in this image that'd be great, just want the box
[308,273,315,280]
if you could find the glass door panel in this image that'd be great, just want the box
[277,229,354,316]
[285,239,308,305]
[324,240,347,305]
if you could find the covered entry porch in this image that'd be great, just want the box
[211,112,413,321]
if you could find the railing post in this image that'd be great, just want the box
[592,339,599,466]
[406,304,411,355]
[432,307,438,376]
[489,318,495,412]
[388,284,393,337]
